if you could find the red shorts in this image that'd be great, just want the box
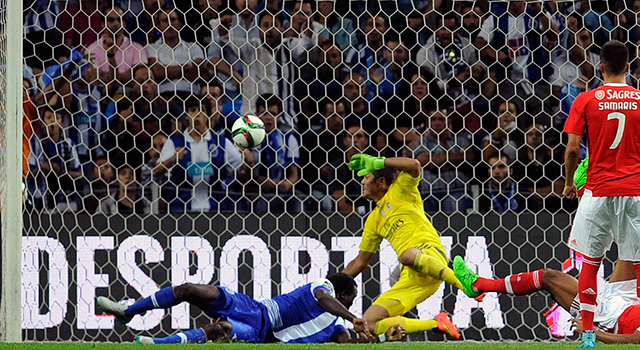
[617,305,640,334]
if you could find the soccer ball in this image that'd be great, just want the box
[232,114,266,148]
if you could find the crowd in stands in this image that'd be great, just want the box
[18,0,637,215]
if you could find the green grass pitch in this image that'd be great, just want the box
[0,343,639,350]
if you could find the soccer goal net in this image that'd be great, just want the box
[12,0,622,343]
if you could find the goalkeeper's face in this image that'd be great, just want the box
[361,173,386,201]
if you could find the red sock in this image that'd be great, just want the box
[579,255,602,331]
[634,262,640,298]
[472,270,543,295]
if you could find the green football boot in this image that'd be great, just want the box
[453,255,482,299]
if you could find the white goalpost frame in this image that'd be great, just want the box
[0,0,23,342]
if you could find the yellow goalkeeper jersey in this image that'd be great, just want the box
[359,171,442,256]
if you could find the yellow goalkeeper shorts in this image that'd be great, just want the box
[372,246,447,315]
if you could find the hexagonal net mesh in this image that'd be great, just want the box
[17,0,624,343]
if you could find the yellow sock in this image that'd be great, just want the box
[413,251,464,290]
[374,315,437,335]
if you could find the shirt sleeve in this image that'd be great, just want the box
[310,278,334,299]
[477,15,495,42]
[286,133,300,166]
[395,170,421,188]
[146,42,158,60]
[159,137,176,163]
[563,92,587,135]
[331,317,346,333]
[67,141,81,171]
[206,39,222,60]
[189,43,205,61]
[224,138,243,170]
[29,136,43,169]
[135,42,149,63]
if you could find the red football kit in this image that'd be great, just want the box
[617,304,640,335]
[564,83,640,197]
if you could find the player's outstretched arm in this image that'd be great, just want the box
[314,289,374,341]
[383,157,421,178]
[342,251,373,277]
[331,324,405,343]
[563,134,582,198]
[573,318,640,344]
[348,154,420,178]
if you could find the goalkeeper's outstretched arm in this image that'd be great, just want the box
[383,157,421,178]
[348,155,420,177]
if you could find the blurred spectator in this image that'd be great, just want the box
[233,0,260,35]
[345,13,388,73]
[60,59,106,169]
[327,123,373,214]
[404,69,443,119]
[549,13,599,98]
[552,16,597,157]
[83,157,116,213]
[284,0,323,39]
[207,0,261,103]
[29,107,82,211]
[58,0,105,49]
[140,133,168,184]
[139,133,168,212]
[511,124,563,212]
[578,0,614,49]
[369,34,413,113]
[128,65,182,137]
[315,0,357,51]
[382,70,443,156]
[239,12,315,129]
[256,0,287,17]
[342,73,379,140]
[305,99,348,210]
[188,0,225,46]
[147,9,208,102]
[99,165,144,214]
[300,42,349,122]
[407,109,474,213]
[614,1,640,44]
[207,9,244,103]
[416,12,491,105]
[478,155,525,213]
[401,10,431,55]
[24,0,64,70]
[458,1,484,42]
[23,79,37,177]
[102,97,148,171]
[481,100,521,163]
[475,1,557,108]
[628,38,640,89]
[127,0,173,45]
[200,80,234,134]
[251,94,301,213]
[86,5,148,94]
[155,97,248,212]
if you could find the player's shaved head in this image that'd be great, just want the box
[601,40,628,76]
[327,273,356,296]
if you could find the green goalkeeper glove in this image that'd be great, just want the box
[574,157,588,190]
[348,154,386,177]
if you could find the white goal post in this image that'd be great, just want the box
[0,0,23,342]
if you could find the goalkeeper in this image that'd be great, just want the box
[342,155,466,339]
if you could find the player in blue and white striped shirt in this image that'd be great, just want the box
[97,273,404,344]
